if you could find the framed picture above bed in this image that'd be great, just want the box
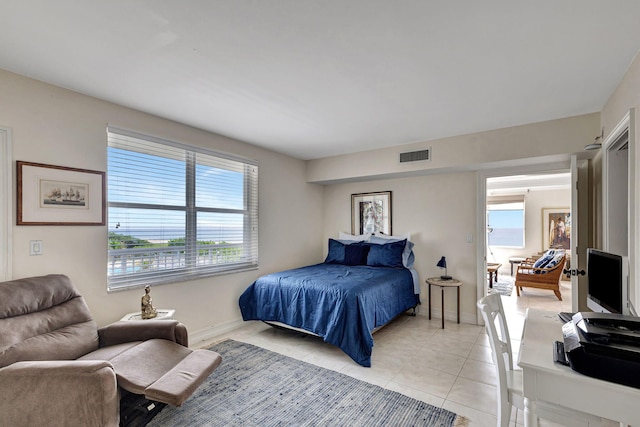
[351,191,392,235]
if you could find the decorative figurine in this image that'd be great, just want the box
[141,285,157,319]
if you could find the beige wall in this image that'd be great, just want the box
[601,53,640,136]
[307,113,599,184]
[323,173,479,323]
[322,177,575,324]
[317,115,599,323]
[0,69,324,340]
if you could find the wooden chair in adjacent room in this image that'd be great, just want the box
[514,252,566,300]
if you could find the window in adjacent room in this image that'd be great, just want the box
[107,126,258,291]
[487,195,525,248]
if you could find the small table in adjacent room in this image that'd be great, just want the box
[426,277,462,329]
[508,256,526,276]
[487,263,501,288]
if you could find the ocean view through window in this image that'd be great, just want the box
[107,127,258,291]
[487,197,525,248]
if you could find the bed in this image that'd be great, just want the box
[238,235,420,367]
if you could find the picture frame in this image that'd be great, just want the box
[17,161,105,225]
[542,207,570,251]
[351,191,392,235]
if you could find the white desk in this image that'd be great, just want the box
[518,309,640,426]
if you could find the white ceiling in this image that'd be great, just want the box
[2,1,640,160]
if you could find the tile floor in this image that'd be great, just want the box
[204,278,615,426]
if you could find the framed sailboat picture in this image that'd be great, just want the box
[17,161,105,225]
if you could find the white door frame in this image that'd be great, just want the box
[602,110,631,253]
[602,108,637,315]
[476,161,571,324]
[0,127,12,281]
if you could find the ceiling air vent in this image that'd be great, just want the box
[399,148,430,163]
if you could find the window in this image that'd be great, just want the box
[487,195,525,248]
[107,127,258,291]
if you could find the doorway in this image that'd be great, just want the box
[475,162,572,323]
[603,128,629,256]
[486,172,571,291]
[602,109,636,315]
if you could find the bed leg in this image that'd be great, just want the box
[408,306,417,317]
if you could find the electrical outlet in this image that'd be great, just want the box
[30,240,43,255]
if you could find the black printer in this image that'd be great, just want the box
[562,312,640,389]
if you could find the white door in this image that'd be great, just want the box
[570,155,590,312]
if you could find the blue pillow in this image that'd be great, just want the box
[367,239,406,268]
[370,236,415,268]
[533,250,555,269]
[543,252,566,273]
[324,239,345,264]
[344,243,370,266]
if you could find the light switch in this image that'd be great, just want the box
[466,233,473,243]
[30,240,43,255]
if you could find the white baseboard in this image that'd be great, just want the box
[415,308,478,325]
[189,318,245,348]
[188,308,479,348]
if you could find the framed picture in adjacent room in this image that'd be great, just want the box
[351,191,392,235]
[542,207,570,250]
[17,161,105,225]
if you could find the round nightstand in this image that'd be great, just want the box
[425,277,462,329]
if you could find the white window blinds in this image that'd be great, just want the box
[487,195,525,208]
[107,126,258,291]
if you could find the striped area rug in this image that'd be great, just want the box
[490,276,514,296]
[148,339,467,427]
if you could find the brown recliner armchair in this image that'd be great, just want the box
[0,274,222,427]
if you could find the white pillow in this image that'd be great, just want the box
[338,231,371,242]
[372,232,411,242]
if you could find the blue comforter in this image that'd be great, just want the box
[238,263,418,367]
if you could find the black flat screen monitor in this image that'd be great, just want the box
[586,248,627,314]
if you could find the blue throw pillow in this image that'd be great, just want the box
[367,239,406,268]
[324,239,346,264]
[370,236,415,268]
[344,243,370,266]
[533,250,555,269]
[543,252,565,273]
